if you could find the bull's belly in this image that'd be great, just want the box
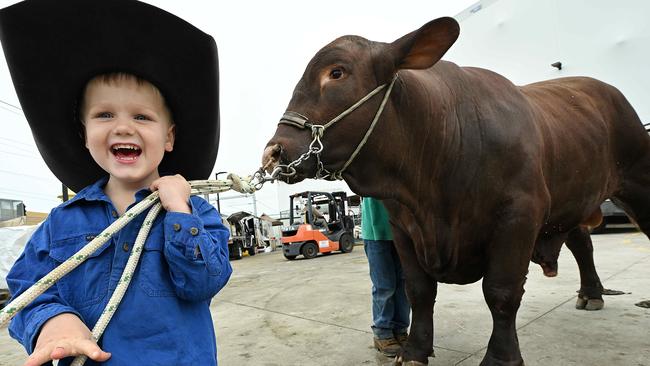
[416,233,486,285]
[428,256,485,285]
[544,186,610,233]
[541,209,595,235]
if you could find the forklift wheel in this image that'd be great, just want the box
[301,242,319,259]
[284,254,297,260]
[339,234,354,253]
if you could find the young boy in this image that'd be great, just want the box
[0,0,231,365]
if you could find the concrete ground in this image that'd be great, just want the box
[1,229,649,365]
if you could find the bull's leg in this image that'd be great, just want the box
[612,189,650,238]
[611,174,650,306]
[565,226,604,310]
[391,226,436,365]
[481,213,538,366]
[613,152,650,236]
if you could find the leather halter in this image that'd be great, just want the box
[274,74,398,180]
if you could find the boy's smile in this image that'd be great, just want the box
[111,143,142,163]
[82,76,175,190]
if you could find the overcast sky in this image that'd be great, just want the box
[0,0,476,216]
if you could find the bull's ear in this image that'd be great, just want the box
[390,17,460,70]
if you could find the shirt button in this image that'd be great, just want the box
[173,223,181,232]
[122,242,130,252]
[190,227,199,236]
[111,210,118,218]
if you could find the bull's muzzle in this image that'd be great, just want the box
[262,143,282,174]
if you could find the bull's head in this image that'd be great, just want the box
[262,17,459,185]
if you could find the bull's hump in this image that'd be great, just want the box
[321,35,369,54]
[522,76,611,94]
[309,36,370,70]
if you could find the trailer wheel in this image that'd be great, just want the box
[339,234,354,253]
[232,242,243,260]
[301,242,319,259]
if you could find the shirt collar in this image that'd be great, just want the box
[60,176,153,208]
[59,176,110,208]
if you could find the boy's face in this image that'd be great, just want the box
[82,77,175,189]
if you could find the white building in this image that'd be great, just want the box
[448,0,650,122]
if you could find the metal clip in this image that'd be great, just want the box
[311,124,325,138]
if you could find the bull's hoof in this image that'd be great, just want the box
[480,352,524,366]
[575,296,604,310]
[394,355,428,366]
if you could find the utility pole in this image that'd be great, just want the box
[61,183,69,202]
[252,192,257,216]
[214,171,228,212]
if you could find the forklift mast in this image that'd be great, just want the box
[288,191,351,230]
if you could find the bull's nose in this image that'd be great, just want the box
[262,143,282,174]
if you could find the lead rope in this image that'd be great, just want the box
[0,174,269,365]
[329,74,398,179]
[71,202,162,366]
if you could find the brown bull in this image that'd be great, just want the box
[261,17,650,365]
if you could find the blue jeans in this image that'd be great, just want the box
[364,239,410,339]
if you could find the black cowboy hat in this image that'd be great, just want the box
[0,0,219,192]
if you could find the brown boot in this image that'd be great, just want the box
[374,336,401,357]
[395,333,435,357]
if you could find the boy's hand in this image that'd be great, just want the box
[25,313,111,366]
[150,174,191,214]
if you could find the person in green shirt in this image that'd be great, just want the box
[361,197,410,357]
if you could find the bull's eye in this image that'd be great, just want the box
[330,68,344,80]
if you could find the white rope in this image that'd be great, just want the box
[0,175,262,365]
[71,202,162,366]
[331,74,398,179]
[322,82,389,129]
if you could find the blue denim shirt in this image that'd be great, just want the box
[7,177,232,365]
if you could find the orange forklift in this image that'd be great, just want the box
[281,191,355,260]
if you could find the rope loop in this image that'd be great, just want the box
[228,173,255,194]
[311,124,325,138]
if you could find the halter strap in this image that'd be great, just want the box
[276,74,398,180]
